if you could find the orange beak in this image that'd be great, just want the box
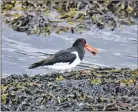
[85,44,99,56]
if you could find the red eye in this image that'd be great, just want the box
[82,40,85,44]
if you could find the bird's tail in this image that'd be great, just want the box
[28,60,44,69]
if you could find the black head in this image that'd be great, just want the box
[72,38,100,56]
[72,38,86,47]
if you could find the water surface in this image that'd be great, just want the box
[2,23,137,76]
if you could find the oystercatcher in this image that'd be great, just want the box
[28,38,99,70]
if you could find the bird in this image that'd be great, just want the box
[28,38,99,70]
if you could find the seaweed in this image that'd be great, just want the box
[2,0,138,35]
[1,68,138,111]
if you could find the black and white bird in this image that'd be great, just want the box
[28,38,99,70]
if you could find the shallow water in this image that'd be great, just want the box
[2,23,137,76]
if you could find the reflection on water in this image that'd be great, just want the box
[2,23,137,76]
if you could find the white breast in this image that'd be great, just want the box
[45,51,81,70]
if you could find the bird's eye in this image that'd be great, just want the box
[82,40,85,44]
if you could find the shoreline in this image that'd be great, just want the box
[1,67,138,111]
[2,66,138,78]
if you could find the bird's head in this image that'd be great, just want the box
[73,38,99,56]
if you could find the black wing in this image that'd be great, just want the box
[28,48,76,69]
[42,48,76,65]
